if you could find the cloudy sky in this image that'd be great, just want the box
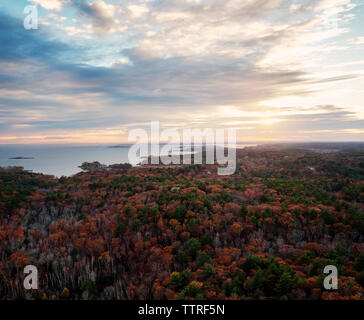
[0,0,363,143]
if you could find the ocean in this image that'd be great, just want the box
[0,143,257,177]
[0,144,131,177]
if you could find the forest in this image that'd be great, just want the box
[0,147,363,300]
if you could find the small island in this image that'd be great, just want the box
[108,144,131,148]
[8,157,34,160]
[79,161,106,171]
[79,161,132,172]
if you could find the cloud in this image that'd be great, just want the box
[0,1,362,143]
[28,0,63,11]
[351,37,364,45]
[128,5,150,18]
[71,0,123,34]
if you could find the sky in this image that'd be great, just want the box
[0,0,363,144]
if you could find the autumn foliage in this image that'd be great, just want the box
[0,149,363,300]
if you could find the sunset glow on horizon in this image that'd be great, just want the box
[0,0,363,144]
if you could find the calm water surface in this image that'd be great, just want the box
[0,143,257,177]
[0,145,130,177]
